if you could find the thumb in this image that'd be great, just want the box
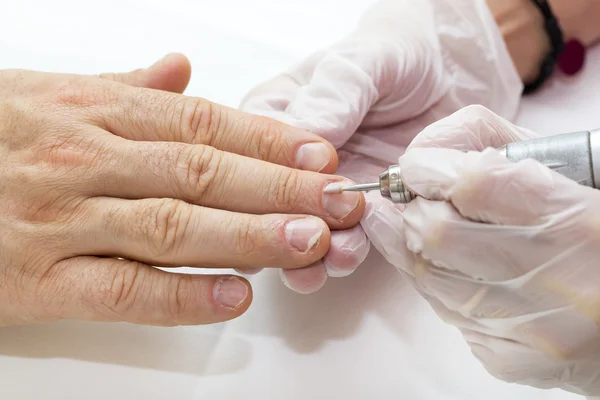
[99,53,191,94]
[407,105,541,151]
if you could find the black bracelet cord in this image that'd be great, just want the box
[523,0,565,94]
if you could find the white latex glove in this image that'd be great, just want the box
[386,104,600,396]
[239,0,522,293]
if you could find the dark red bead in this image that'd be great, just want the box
[557,39,585,76]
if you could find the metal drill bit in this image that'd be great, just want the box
[323,182,380,194]
[340,182,381,192]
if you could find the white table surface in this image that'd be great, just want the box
[1,1,598,399]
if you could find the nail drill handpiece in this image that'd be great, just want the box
[332,128,600,203]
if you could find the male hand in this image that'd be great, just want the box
[0,54,364,327]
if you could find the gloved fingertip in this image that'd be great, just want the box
[280,262,327,294]
[324,259,356,278]
[323,228,370,278]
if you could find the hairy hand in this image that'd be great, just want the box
[0,54,364,327]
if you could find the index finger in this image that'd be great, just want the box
[77,80,339,174]
[92,138,365,229]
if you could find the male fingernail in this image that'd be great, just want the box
[296,143,331,172]
[323,182,361,220]
[285,217,324,253]
[213,277,248,308]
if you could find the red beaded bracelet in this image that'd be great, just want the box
[557,39,586,76]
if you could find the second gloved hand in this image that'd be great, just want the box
[240,0,522,293]
[388,105,600,396]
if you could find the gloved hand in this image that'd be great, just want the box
[239,0,522,293]
[386,104,600,396]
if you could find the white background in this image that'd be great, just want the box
[0,0,598,399]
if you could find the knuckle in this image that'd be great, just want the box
[104,262,144,314]
[164,274,194,324]
[98,72,118,82]
[250,120,287,162]
[0,96,32,136]
[24,194,84,224]
[54,77,108,108]
[29,262,62,301]
[176,145,224,198]
[269,168,303,212]
[11,135,88,224]
[35,131,107,169]
[147,199,192,258]
[233,216,262,256]
[179,98,221,145]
